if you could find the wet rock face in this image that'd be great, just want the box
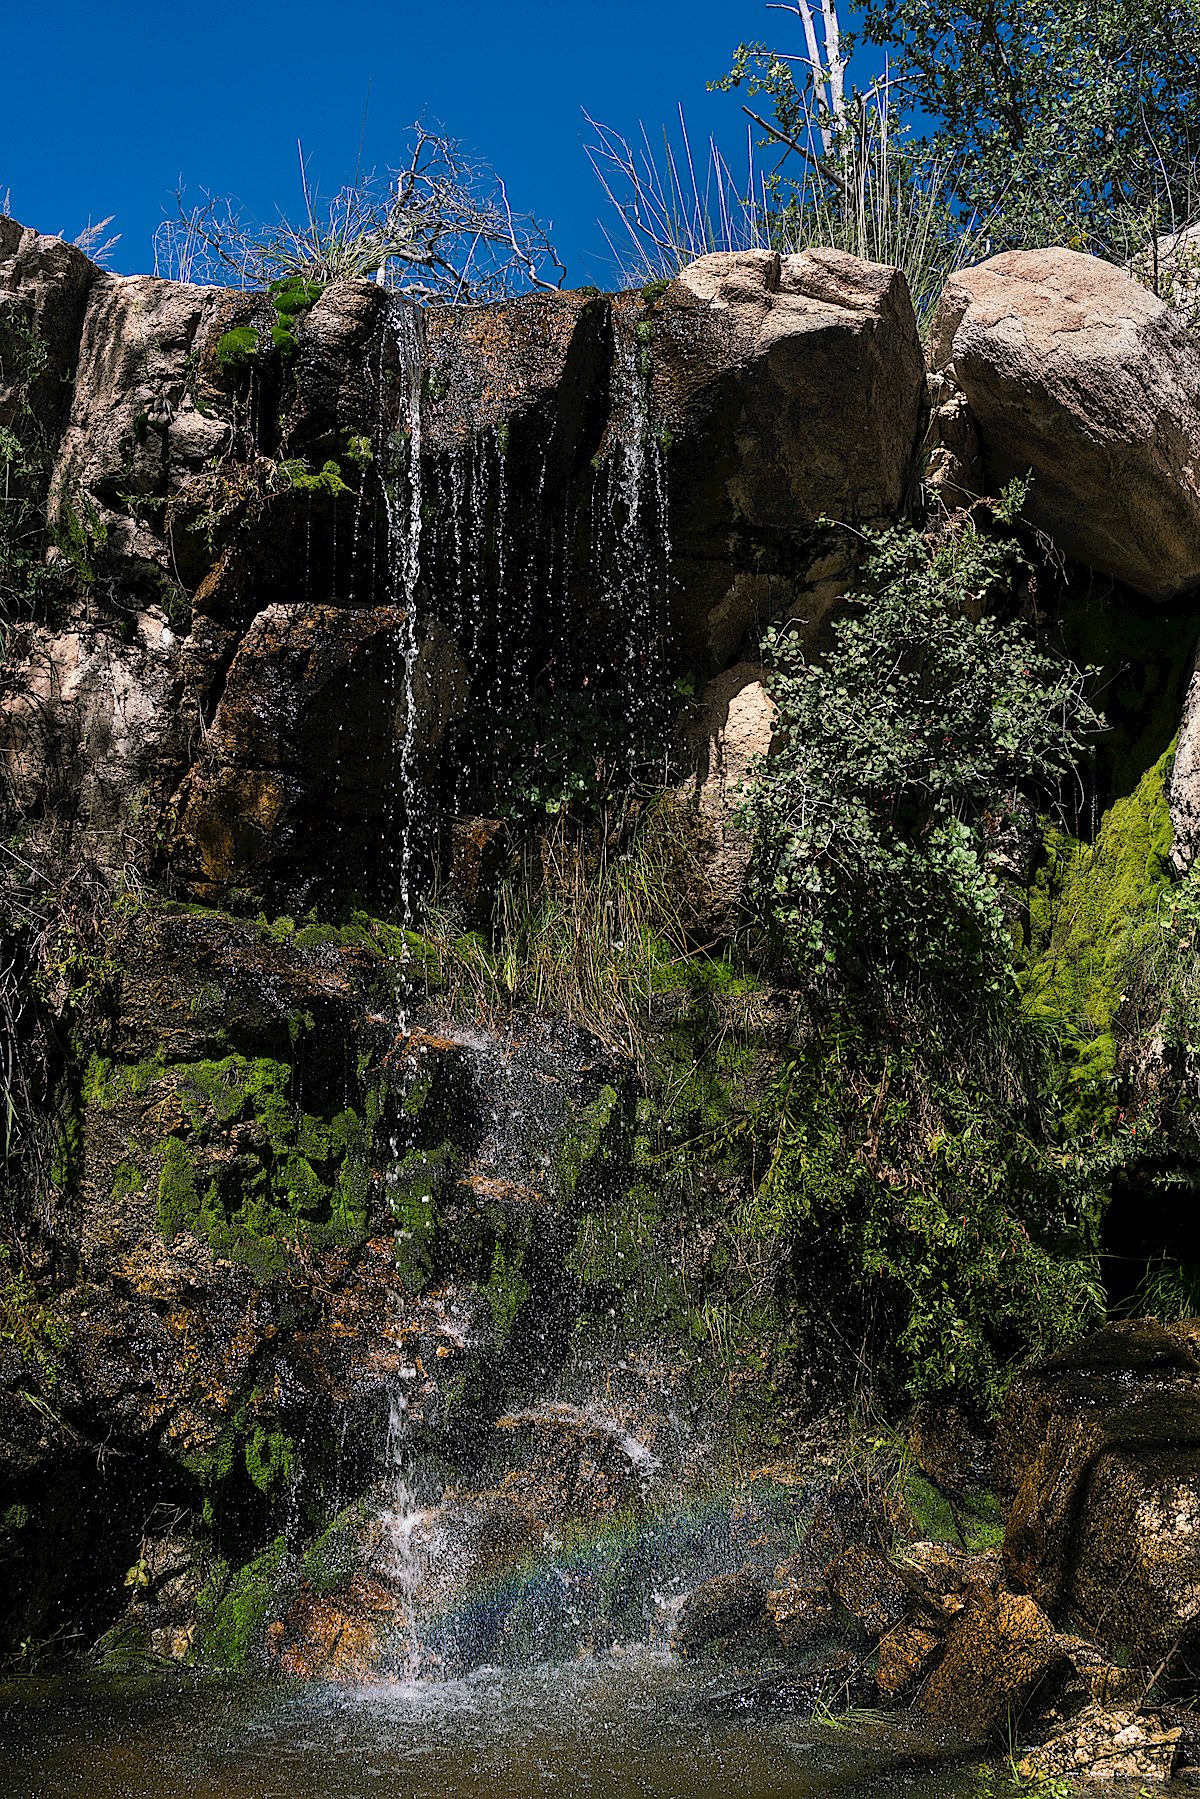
[172,604,467,896]
[999,1320,1200,1667]
[930,248,1200,601]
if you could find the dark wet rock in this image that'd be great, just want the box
[903,1541,1003,1620]
[170,602,467,897]
[672,1569,770,1657]
[874,1619,944,1701]
[767,1557,841,1651]
[905,1402,994,1498]
[999,1320,1200,1667]
[422,289,610,474]
[270,1573,400,1680]
[281,279,389,465]
[824,1542,914,1637]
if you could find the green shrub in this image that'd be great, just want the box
[740,493,1102,1009]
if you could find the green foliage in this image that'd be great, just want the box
[711,0,1200,301]
[863,0,1200,262]
[484,1238,531,1342]
[705,54,991,330]
[277,456,352,498]
[740,499,1101,1004]
[740,1020,1103,1408]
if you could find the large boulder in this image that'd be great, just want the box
[918,1587,1062,1742]
[660,248,926,664]
[999,1320,1200,1666]
[929,248,1200,600]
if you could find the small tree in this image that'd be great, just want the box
[716,0,1200,266]
[863,0,1200,260]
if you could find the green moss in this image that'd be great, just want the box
[195,1538,286,1669]
[902,1470,961,1545]
[1020,743,1177,1117]
[484,1237,530,1342]
[556,1084,618,1203]
[270,321,299,357]
[268,275,324,317]
[157,1137,200,1238]
[215,326,260,373]
[137,1054,373,1274]
[956,1488,1006,1552]
[111,1161,144,1202]
[640,276,672,304]
[302,1506,363,1595]
[244,1424,294,1494]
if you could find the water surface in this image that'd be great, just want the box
[0,1656,991,1799]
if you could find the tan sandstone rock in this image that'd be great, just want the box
[677,661,775,931]
[1018,1704,1182,1785]
[930,248,1200,600]
[664,248,926,663]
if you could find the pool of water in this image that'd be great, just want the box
[0,1656,989,1799]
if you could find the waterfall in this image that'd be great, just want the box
[345,291,681,1687]
[380,295,426,945]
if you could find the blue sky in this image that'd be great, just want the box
[0,0,796,286]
